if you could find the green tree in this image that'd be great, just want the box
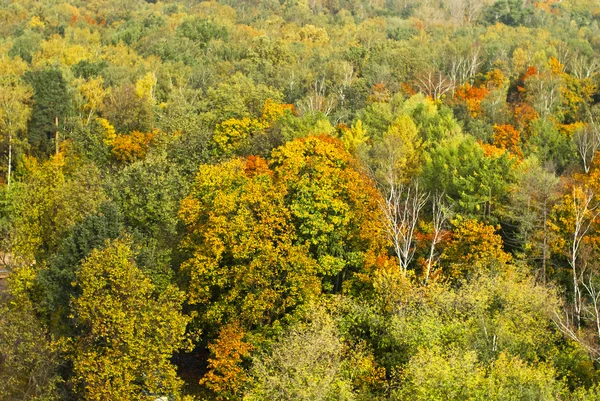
[24,68,71,156]
[526,119,577,173]
[176,17,228,47]
[246,306,355,401]
[484,0,534,26]
[37,202,123,334]
[270,135,386,292]
[422,135,516,222]
[509,158,560,282]
[112,151,185,242]
[0,267,61,401]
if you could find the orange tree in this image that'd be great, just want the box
[199,322,253,401]
[493,124,523,158]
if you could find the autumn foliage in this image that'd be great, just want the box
[111,130,156,163]
[200,322,254,400]
[5,1,600,400]
[441,218,511,278]
[454,83,489,117]
[493,124,523,158]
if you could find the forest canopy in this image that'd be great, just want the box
[3,0,600,399]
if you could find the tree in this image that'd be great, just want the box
[246,306,355,401]
[270,135,386,291]
[380,183,428,275]
[339,120,369,157]
[525,71,563,121]
[213,117,265,154]
[10,155,105,264]
[369,115,426,275]
[0,79,31,188]
[422,135,515,222]
[569,53,599,80]
[441,218,511,278]
[509,159,559,282]
[581,273,600,354]
[370,115,422,185]
[414,70,454,100]
[346,269,566,398]
[110,129,156,163]
[78,76,109,127]
[71,238,189,401]
[555,186,600,329]
[24,68,71,156]
[37,202,123,334]
[424,191,450,283]
[200,321,253,401]
[176,17,228,47]
[573,123,600,173]
[0,267,61,401]
[179,157,321,330]
[484,0,534,26]
[527,119,577,173]
[204,73,283,125]
[211,99,293,155]
[396,348,561,400]
[112,150,185,242]
[101,84,153,133]
[493,124,523,158]
[454,82,489,118]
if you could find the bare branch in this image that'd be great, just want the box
[569,186,600,328]
[424,192,450,284]
[573,124,600,173]
[379,183,428,275]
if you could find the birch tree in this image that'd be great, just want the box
[0,80,31,188]
[567,186,600,329]
[380,183,428,275]
[424,191,450,283]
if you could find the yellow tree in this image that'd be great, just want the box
[179,155,322,399]
[340,119,369,156]
[441,218,511,278]
[213,117,265,154]
[0,54,31,188]
[0,80,31,188]
[179,156,321,328]
[71,238,189,401]
[78,76,109,126]
[372,115,423,186]
[0,266,61,401]
[10,154,105,263]
[212,99,293,154]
